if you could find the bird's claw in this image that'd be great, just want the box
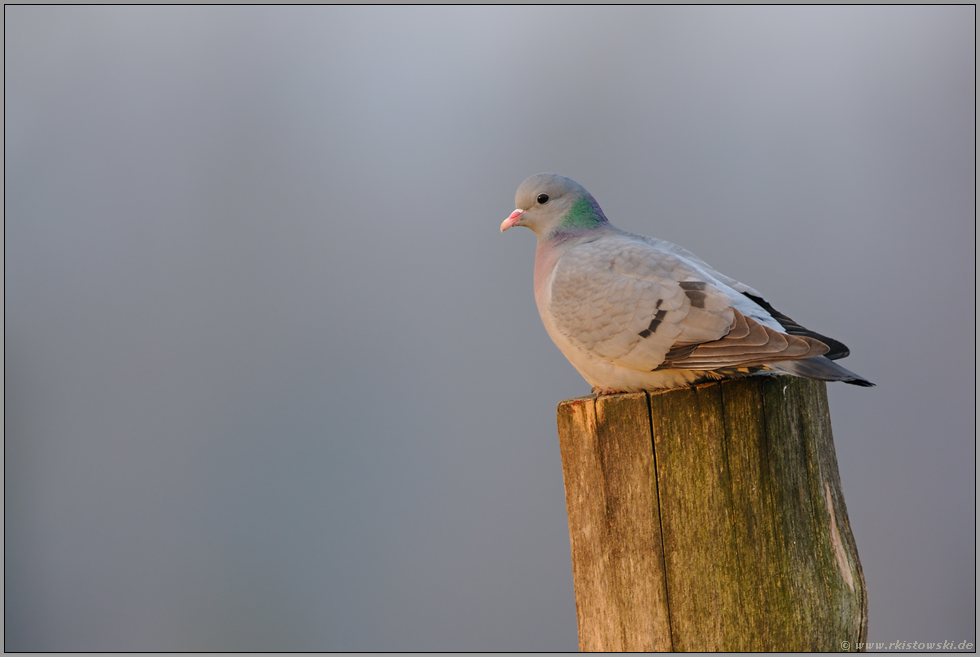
[591,386,626,396]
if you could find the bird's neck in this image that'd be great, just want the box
[533,197,614,295]
[553,195,608,235]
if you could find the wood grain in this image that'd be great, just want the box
[557,393,672,652]
[557,376,867,652]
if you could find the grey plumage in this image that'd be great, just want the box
[500,173,874,392]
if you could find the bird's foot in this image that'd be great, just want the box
[591,386,627,396]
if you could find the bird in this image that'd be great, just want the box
[500,173,873,393]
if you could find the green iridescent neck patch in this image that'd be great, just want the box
[561,196,607,231]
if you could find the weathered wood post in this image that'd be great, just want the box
[557,375,867,652]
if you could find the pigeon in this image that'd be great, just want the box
[500,173,873,393]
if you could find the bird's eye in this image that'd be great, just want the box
[537,194,549,204]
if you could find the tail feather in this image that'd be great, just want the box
[770,356,875,387]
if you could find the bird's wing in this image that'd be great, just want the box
[548,237,828,372]
[642,236,851,360]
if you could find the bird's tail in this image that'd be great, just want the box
[770,356,875,387]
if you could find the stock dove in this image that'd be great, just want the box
[500,173,873,393]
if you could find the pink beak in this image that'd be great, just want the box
[500,209,525,232]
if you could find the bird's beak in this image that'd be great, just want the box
[500,209,524,232]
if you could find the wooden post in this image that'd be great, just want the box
[557,375,867,652]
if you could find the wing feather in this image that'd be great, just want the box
[663,309,829,370]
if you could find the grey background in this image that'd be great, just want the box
[4,6,974,651]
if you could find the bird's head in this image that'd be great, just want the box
[500,173,608,240]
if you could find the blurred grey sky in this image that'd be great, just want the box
[4,6,975,651]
